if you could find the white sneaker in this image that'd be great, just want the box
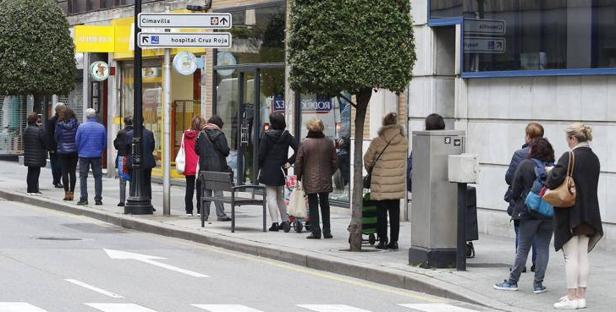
[578,298,586,309]
[553,297,579,310]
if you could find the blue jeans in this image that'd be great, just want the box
[79,157,102,202]
[510,219,553,283]
[515,220,537,266]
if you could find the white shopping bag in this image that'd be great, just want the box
[175,133,186,174]
[288,181,307,218]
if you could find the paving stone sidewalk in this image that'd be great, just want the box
[0,161,614,312]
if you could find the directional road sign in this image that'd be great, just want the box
[138,32,232,49]
[464,18,506,35]
[464,37,506,54]
[138,13,232,29]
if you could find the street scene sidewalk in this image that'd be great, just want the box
[1,161,614,312]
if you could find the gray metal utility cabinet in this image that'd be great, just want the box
[409,130,465,268]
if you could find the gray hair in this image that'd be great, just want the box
[54,102,66,114]
[86,108,97,119]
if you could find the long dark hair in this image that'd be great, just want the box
[529,138,555,163]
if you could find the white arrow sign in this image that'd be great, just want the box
[104,249,208,278]
[138,32,232,49]
[138,13,232,29]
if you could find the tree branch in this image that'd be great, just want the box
[337,93,357,108]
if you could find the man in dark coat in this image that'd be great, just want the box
[23,113,49,194]
[142,126,156,202]
[46,102,66,188]
[195,115,231,221]
[113,116,134,207]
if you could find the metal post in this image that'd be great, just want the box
[456,183,467,271]
[162,5,172,216]
[82,53,90,123]
[125,0,154,215]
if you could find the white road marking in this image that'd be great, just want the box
[85,303,158,312]
[103,249,207,278]
[297,305,372,312]
[400,303,479,312]
[65,279,123,298]
[0,302,48,312]
[192,304,264,312]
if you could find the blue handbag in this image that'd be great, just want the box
[524,160,554,218]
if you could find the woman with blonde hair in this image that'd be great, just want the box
[295,119,337,239]
[547,123,603,310]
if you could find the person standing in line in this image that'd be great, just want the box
[46,102,66,189]
[547,123,603,310]
[76,108,106,206]
[142,125,156,203]
[258,112,297,231]
[113,116,134,207]
[494,138,555,294]
[23,113,49,195]
[364,112,407,250]
[505,122,544,273]
[295,119,337,239]
[195,115,232,222]
[55,108,79,201]
[182,116,206,216]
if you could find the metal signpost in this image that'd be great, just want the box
[133,9,233,216]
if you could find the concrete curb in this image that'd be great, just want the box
[0,189,524,312]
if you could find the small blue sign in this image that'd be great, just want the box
[152,36,160,44]
[273,95,285,112]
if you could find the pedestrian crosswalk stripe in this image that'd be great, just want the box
[297,305,372,312]
[0,303,48,312]
[85,303,158,312]
[192,304,264,312]
[400,303,479,312]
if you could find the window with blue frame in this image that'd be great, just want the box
[430,1,616,74]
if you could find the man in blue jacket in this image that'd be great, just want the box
[76,108,107,206]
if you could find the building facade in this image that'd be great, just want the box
[410,0,616,249]
[57,0,406,208]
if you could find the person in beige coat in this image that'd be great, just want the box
[364,112,407,250]
[296,119,338,239]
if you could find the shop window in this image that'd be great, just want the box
[430,1,616,72]
[216,2,286,64]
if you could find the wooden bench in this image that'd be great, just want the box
[199,171,267,233]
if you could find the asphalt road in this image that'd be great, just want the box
[0,199,487,312]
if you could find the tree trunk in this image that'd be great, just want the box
[348,88,372,251]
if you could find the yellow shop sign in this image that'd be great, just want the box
[75,26,115,52]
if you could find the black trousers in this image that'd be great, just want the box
[59,153,78,192]
[185,175,202,214]
[27,166,41,193]
[307,192,331,235]
[376,199,400,243]
[50,152,62,185]
[144,169,152,200]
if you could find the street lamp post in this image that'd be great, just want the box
[125,0,154,214]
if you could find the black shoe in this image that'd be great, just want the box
[269,223,280,232]
[280,221,291,232]
[152,207,156,212]
[118,202,125,207]
[54,183,64,189]
[323,233,333,239]
[77,200,88,206]
[218,216,232,222]
[376,241,388,249]
[386,242,399,250]
[95,200,103,206]
[531,265,536,272]
[306,233,321,239]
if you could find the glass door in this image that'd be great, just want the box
[238,71,258,185]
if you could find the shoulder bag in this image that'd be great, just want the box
[543,152,576,208]
[363,135,397,189]
[175,132,186,174]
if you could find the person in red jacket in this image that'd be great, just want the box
[182,116,205,215]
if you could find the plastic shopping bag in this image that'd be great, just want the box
[175,133,186,174]
[288,181,307,219]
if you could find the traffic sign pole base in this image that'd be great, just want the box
[125,197,154,215]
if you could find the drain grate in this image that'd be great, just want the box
[35,237,83,241]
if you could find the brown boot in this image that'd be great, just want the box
[63,192,69,201]
[68,192,74,201]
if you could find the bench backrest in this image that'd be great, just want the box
[200,171,233,192]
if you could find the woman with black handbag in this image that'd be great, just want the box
[363,113,407,250]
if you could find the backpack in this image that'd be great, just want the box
[524,159,554,218]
